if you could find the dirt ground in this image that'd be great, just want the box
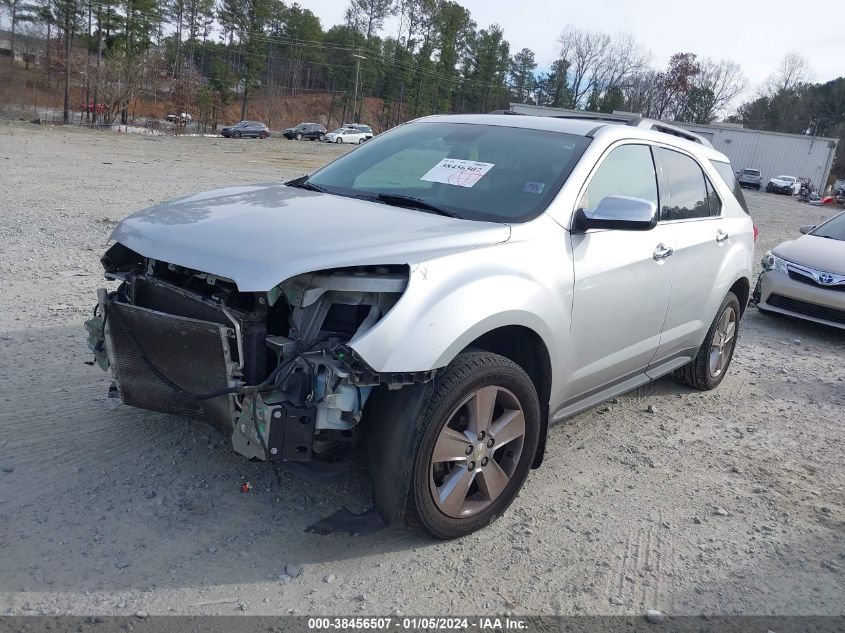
[0,121,843,618]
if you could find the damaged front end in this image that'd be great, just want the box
[86,242,430,464]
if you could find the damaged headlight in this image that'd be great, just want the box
[761,251,789,274]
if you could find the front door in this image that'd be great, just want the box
[564,143,675,400]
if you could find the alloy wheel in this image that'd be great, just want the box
[709,306,737,377]
[429,386,525,519]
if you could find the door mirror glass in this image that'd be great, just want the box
[799,224,815,234]
[573,195,658,232]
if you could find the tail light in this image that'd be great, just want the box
[753,224,758,242]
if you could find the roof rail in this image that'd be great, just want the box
[548,111,637,124]
[632,119,713,148]
[487,109,525,115]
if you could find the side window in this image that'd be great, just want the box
[657,148,710,221]
[577,144,658,212]
[705,177,722,216]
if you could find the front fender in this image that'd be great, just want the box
[349,230,570,384]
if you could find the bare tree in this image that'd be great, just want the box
[762,52,812,96]
[689,58,746,122]
[97,53,144,124]
[556,25,649,109]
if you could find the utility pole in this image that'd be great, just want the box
[351,53,365,123]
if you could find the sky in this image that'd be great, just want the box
[296,0,842,107]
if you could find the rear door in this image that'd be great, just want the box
[651,147,736,364]
[565,143,675,400]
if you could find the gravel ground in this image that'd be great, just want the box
[0,121,843,617]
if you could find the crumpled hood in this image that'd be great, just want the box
[111,183,511,291]
[770,178,795,187]
[773,234,845,275]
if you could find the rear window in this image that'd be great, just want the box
[743,169,760,176]
[711,160,749,215]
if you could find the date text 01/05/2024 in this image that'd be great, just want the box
[306,617,528,630]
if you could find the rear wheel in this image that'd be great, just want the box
[676,292,741,391]
[405,351,540,539]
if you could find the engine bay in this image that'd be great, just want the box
[86,242,432,464]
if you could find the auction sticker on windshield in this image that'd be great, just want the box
[420,158,495,188]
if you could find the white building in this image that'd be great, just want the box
[509,103,839,188]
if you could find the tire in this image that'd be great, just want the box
[404,350,540,539]
[233,131,241,139]
[358,137,365,144]
[335,137,343,143]
[318,134,325,142]
[675,292,741,391]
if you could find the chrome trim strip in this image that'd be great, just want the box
[786,262,845,287]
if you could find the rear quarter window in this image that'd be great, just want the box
[711,160,750,215]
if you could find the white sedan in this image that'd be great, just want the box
[766,175,801,195]
[325,128,367,144]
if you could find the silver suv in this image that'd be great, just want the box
[87,114,754,539]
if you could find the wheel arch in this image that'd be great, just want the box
[465,325,552,469]
[730,276,751,317]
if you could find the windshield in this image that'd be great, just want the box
[305,121,590,223]
[777,175,795,182]
[330,128,345,134]
[811,212,845,241]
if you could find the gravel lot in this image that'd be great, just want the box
[0,121,843,617]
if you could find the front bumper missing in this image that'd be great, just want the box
[232,394,317,462]
[94,290,242,433]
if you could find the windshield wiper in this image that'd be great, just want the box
[374,193,457,218]
[286,175,328,193]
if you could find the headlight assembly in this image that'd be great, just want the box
[761,251,789,274]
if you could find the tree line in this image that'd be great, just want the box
[1,0,843,173]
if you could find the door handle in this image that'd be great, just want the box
[653,243,674,261]
[716,229,729,243]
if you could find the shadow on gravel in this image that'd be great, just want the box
[0,325,428,597]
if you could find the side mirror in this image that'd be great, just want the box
[572,195,658,232]
[798,224,815,234]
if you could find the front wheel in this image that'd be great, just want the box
[405,351,540,539]
[233,131,241,139]
[335,137,343,143]
[259,131,268,139]
[295,133,302,141]
[676,292,741,390]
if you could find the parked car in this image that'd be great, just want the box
[86,114,754,539]
[766,175,801,195]
[221,121,270,139]
[79,102,107,114]
[737,168,762,190]
[325,127,367,144]
[755,211,845,329]
[343,123,374,140]
[283,122,327,141]
[166,112,192,126]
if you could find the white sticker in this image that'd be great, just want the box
[523,181,545,194]
[420,158,495,188]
